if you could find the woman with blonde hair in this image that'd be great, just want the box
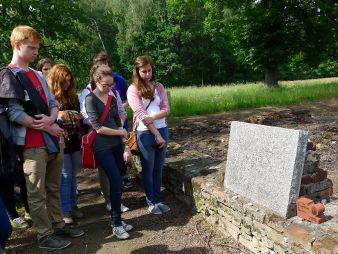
[127,55,170,215]
[47,64,83,224]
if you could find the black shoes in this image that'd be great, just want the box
[39,235,71,250]
[54,225,85,238]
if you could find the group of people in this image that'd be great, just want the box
[0,25,170,252]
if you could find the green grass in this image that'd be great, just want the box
[167,77,338,117]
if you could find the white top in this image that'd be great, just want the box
[137,89,167,131]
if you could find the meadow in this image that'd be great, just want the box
[167,77,338,117]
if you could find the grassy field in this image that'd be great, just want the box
[167,77,338,117]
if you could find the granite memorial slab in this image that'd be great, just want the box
[224,121,308,217]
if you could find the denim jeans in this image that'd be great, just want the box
[60,150,81,213]
[137,127,168,206]
[0,197,12,250]
[94,146,123,226]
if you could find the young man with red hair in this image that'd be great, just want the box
[4,25,84,250]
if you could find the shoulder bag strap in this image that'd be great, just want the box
[99,95,113,125]
[132,86,155,131]
[87,95,113,146]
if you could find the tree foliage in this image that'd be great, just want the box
[0,0,337,88]
[0,0,117,87]
[213,0,338,86]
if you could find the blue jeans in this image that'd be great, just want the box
[94,146,123,226]
[60,151,81,213]
[0,197,12,250]
[137,127,168,206]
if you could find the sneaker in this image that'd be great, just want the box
[122,177,133,189]
[148,204,162,215]
[106,203,129,213]
[157,202,170,213]
[54,225,85,238]
[63,213,74,224]
[71,207,84,219]
[121,203,130,213]
[11,217,29,229]
[106,202,111,212]
[112,225,130,240]
[39,235,71,250]
[121,221,133,232]
[24,212,32,221]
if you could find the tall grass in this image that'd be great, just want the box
[168,77,338,117]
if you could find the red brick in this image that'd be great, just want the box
[296,197,325,224]
[312,187,333,199]
[301,175,312,185]
[312,168,328,183]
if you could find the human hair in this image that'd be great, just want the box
[90,64,114,88]
[132,55,155,99]
[10,25,42,49]
[36,58,53,72]
[47,64,79,111]
[92,51,113,69]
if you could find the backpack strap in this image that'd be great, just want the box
[8,67,49,116]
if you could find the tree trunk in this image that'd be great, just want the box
[264,68,278,87]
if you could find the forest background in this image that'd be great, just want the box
[0,0,337,89]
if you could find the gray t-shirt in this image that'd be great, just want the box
[85,93,122,152]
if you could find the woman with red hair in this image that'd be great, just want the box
[47,64,83,224]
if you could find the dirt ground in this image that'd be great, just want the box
[7,97,338,254]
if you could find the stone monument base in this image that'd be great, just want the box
[163,151,338,254]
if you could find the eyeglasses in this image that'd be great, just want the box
[98,82,113,88]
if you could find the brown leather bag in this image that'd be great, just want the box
[127,95,154,156]
[127,131,138,155]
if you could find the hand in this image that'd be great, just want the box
[155,135,166,149]
[143,115,154,126]
[45,123,64,137]
[123,148,132,163]
[33,114,54,130]
[13,186,21,195]
[120,129,128,139]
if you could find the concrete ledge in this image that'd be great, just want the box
[163,150,338,254]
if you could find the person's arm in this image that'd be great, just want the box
[7,98,40,128]
[127,84,154,126]
[33,76,60,129]
[7,99,63,137]
[33,107,58,130]
[79,86,91,125]
[143,83,170,123]
[127,85,166,147]
[120,76,129,109]
[114,92,127,125]
[147,123,166,148]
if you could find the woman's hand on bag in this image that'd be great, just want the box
[155,135,166,149]
[123,148,132,163]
